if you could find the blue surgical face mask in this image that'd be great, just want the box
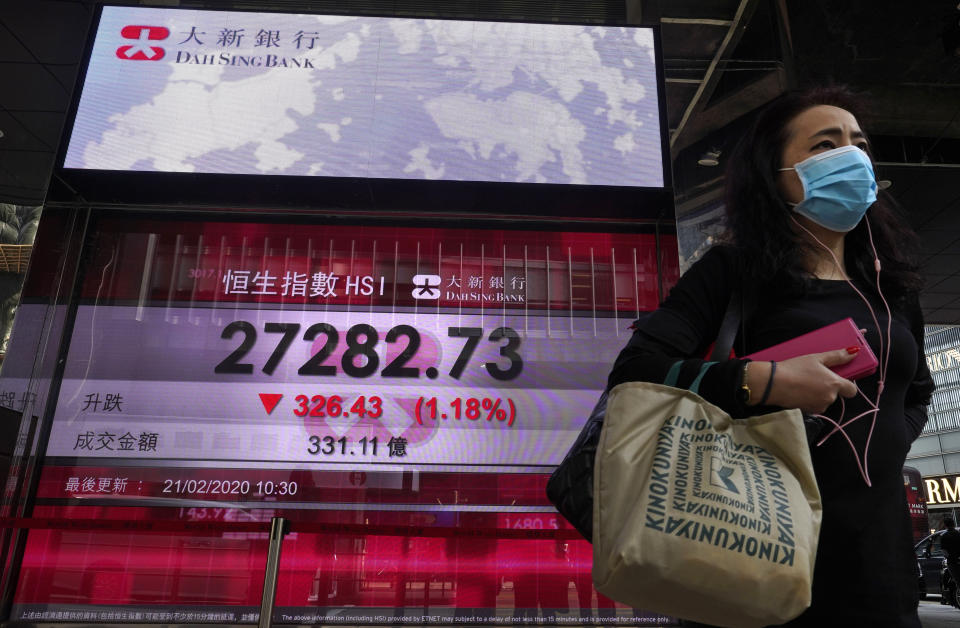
[779,145,878,232]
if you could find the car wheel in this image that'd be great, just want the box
[953,583,960,609]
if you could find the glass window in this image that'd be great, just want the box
[0,205,42,365]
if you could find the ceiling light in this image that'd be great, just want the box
[697,149,721,167]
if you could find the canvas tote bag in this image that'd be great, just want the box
[592,367,822,628]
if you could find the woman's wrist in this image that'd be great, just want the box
[737,360,753,405]
[758,361,777,405]
[744,360,773,406]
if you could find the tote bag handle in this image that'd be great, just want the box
[663,361,717,395]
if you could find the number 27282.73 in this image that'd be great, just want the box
[214,322,522,381]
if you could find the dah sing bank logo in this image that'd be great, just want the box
[409,274,527,303]
[411,275,442,300]
[116,25,170,61]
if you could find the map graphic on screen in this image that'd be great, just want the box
[63,7,665,188]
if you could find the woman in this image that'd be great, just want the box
[608,87,935,627]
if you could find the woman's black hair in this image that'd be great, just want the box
[724,85,924,303]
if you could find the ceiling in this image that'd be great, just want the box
[0,0,959,322]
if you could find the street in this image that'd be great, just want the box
[921,599,960,627]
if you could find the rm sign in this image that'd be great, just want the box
[925,474,960,505]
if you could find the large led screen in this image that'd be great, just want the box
[63,7,665,188]
[8,215,679,624]
[42,218,675,475]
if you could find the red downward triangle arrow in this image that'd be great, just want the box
[259,393,283,415]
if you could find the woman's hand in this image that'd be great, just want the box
[747,349,859,414]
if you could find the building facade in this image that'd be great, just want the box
[908,325,960,528]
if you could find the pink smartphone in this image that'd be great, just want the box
[745,317,879,380]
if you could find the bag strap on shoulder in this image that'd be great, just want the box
[710,281,743,361]
[660,251,758,394]
[710,253,759,360]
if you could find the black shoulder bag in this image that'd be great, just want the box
[546,285,746,541]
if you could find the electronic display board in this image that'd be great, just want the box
[42,218,671,473]
[8,215,679,624]
[50,6,672,215]
[65,7,663,187]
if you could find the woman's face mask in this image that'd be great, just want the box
[779,145,878,233]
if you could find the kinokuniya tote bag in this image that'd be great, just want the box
[592,367,822,628]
